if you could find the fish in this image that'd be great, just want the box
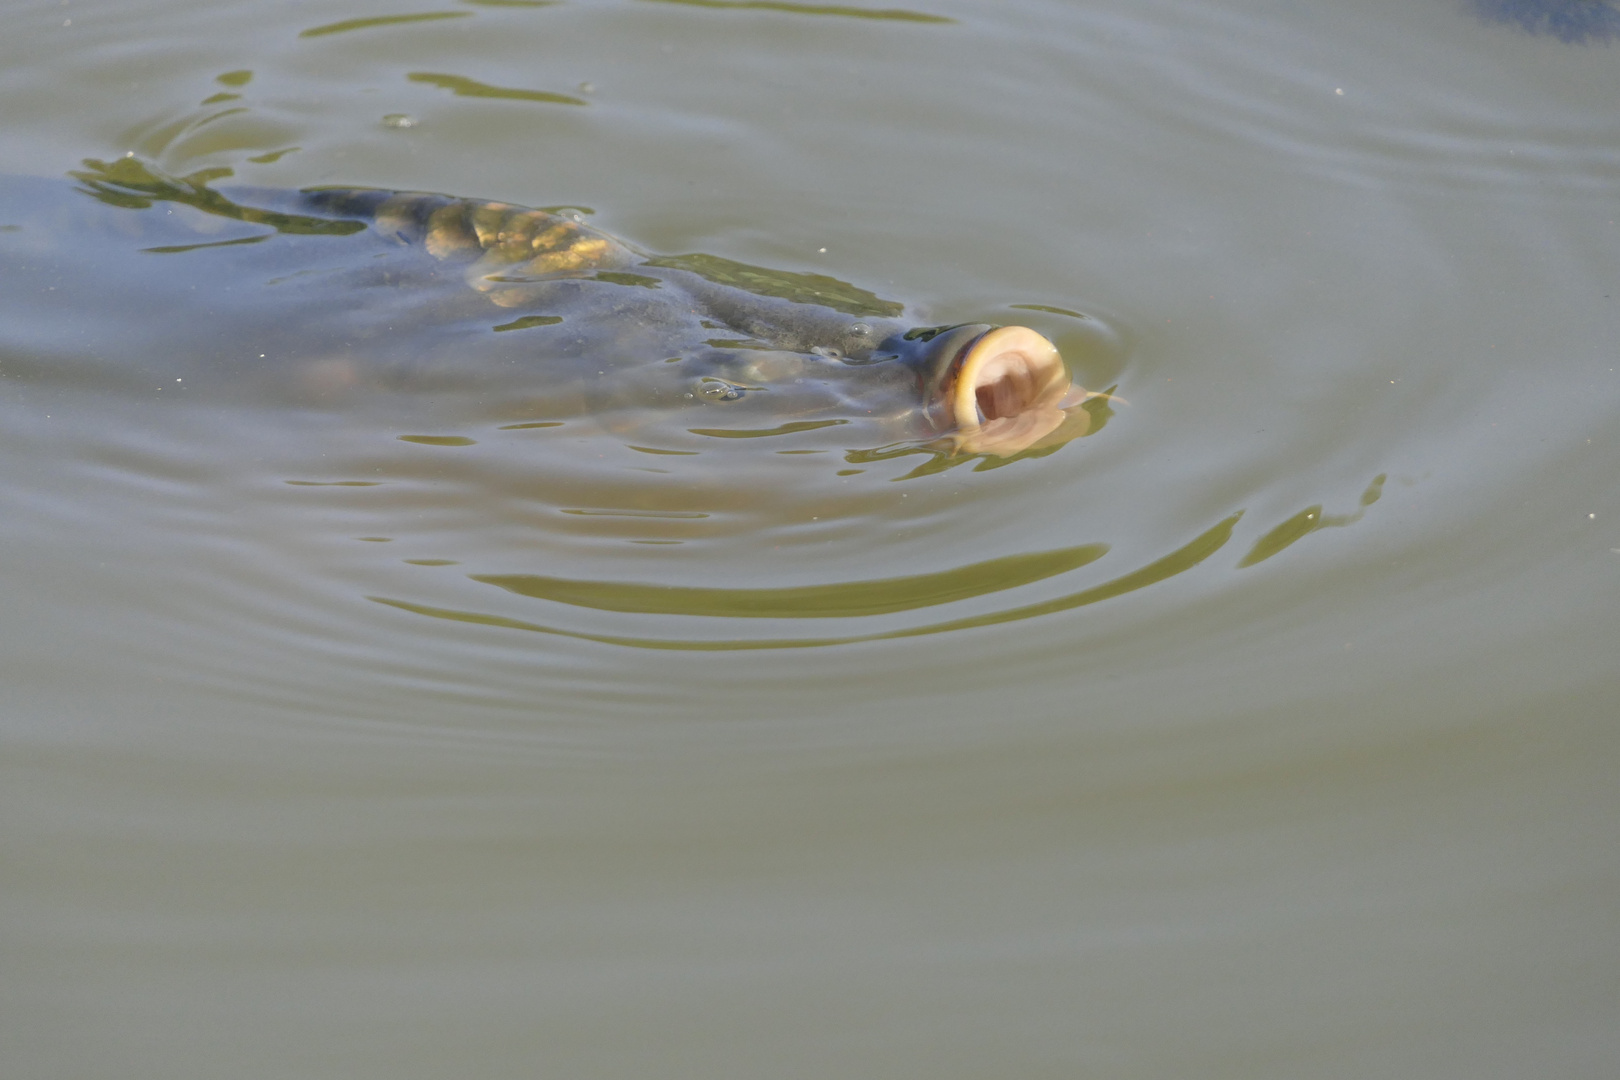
[35,158,1105,456]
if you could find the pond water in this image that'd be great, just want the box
[2,0,1617,1076]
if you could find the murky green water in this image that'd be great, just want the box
[3,1,1618,1076]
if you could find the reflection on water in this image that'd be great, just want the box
[635,0,954,23]
[1238,474,1386,568]
[71,157,364,236]
[689,418,848,438]
[842,390,1115,478]
[642,252,903,317]
[369,514,1237,650]
[298,12,473,39]
[473,541,1109,617]
[1469,0,1620,42]
[396,434,478,446]
[406,71,588,106]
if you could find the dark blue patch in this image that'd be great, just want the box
[1468,0,1620,43]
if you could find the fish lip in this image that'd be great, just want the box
[936,325,1075,454]
[894,323,994,415]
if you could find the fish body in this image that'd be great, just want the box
[11,160,1095,454]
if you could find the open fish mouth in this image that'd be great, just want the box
[937,326,1082,455]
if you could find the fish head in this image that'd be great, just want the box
[886,323,1084,454]
[661,322,1088,455]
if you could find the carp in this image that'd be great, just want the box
[35,160,1106,456]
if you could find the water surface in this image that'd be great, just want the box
[2,1,1618,1076]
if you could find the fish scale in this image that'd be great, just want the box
[301,188,640,307]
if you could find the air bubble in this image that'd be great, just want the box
[812,346,843,360]
[382,114,417,129]
[700,381,745,401]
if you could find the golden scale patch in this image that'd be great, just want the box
[372,194,636,307]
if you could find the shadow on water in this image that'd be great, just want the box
[1467,0,1620,42]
